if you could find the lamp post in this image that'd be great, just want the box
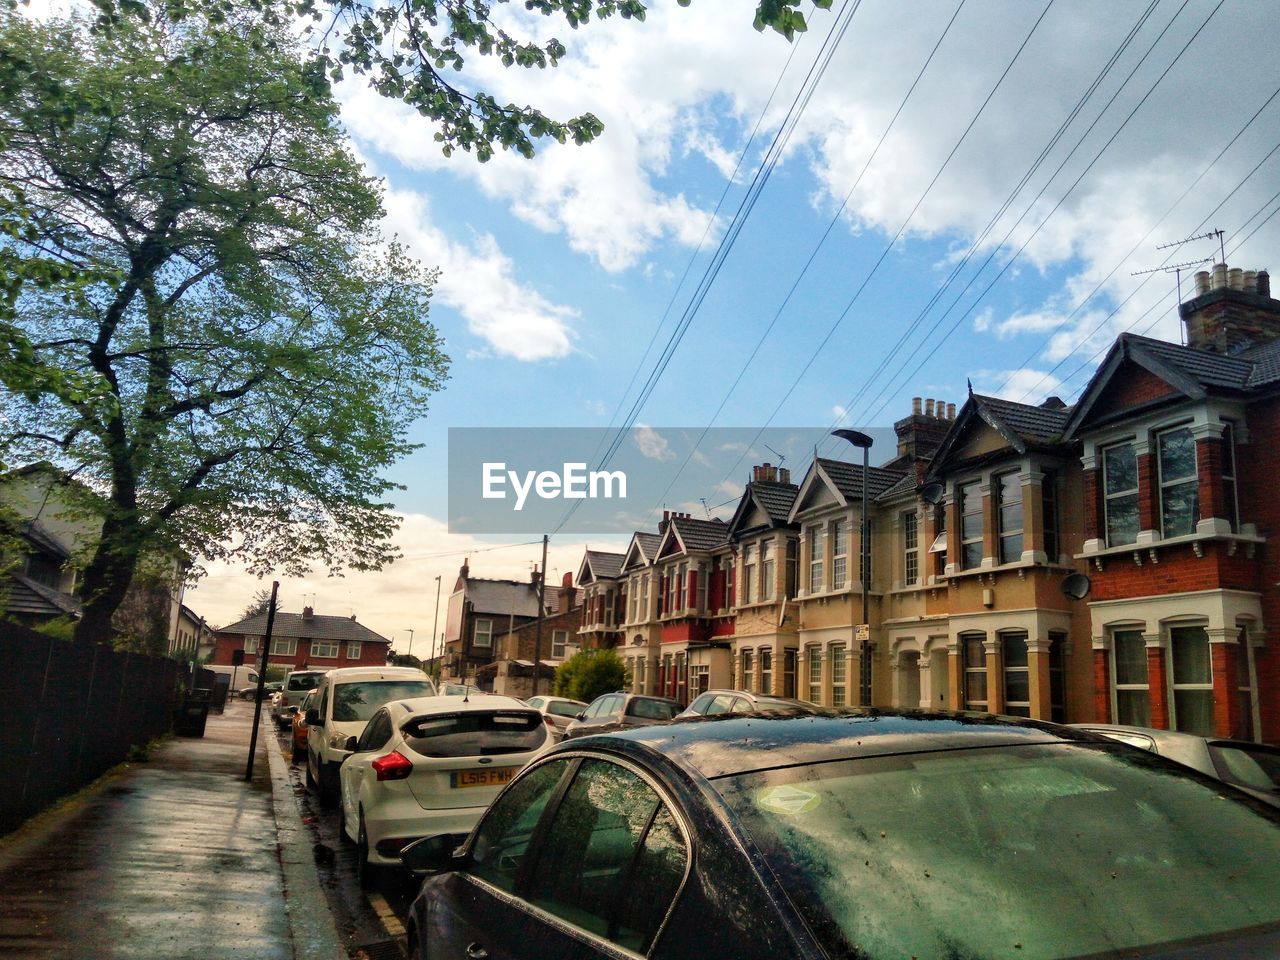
[832,429,874,706]
[405,628,415,659]
[431,574,442,675]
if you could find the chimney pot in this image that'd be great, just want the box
[1194,270,1211,295]
[780,467,790,484]
[912,396,922,415]
[1258,270,1270,298]
[1213,263,1228,289]
[947,402,956,419]
[1229,267,1244,291]
[303,606,314,619]
[925,399,935,417]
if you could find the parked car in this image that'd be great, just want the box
[524,695,588,742]
[339,694,548,887]
[290,691,315,762]
[403,712,1280,960]
[1070,722,1280,806]
[677,689,811,718]
[239,680,282,701]
[561,691,680,740]
[274,669,327,726]
[305,666,437,804]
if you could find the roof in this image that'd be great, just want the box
[1238,338,1280,387]
[216,611,390,643]
[561,709,1081,780]
[19,519,71,560]
[634,532,663,558]
[667,515,730,553]
[581,550,625,581]
[814,459,906,501]
[3,574,82,618]
[727,480,800,539]
[875,472,918,502]
[459,578,542,618]
[971,394,1071,446]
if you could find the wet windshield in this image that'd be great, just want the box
[332,680,434,722]
[718,742,1280,959]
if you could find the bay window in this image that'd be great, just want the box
[742,544,755,605]
[903,511,919,586]
[832,520,848,590]
[961,634,987,711]
[808,525,824,594]
[1170,624,1213,736]
[959,481,983,568]
[806,646,822,703]
[1001,633,1029,717]
[830,643,847,706]
[761,541,776,601]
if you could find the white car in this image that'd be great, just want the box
[523,695,588,742]
[338,694,548,887]
[305,666,437,805]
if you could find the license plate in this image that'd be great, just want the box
[450,768,517,789]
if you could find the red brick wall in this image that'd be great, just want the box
[1098,364,1179,409]
[1137,452,1156,531]
[1092,649,1111,722]
[1083,469,1100,542]
[1196,437,1225,522]
[211,632,389,671]
[1091,543,1261,602]
[1211,641,1242,739]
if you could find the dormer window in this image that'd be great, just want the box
[1103,442,1138,546]
[1157,426,1198,538]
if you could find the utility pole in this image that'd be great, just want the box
[244,581,279,782]
[531,534,549,696]
[431,574,442,678]
[406,628,415,659]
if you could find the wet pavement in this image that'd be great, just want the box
[0,698,343,960]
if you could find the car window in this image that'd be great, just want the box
[470,760,570,893]
[686,694,715,715]
[402,711,547,758]
[719,742,1280,960]
[730,697,753,714]
[317,683,329,720]
[548,701,583,719]
[584,698,608,719]
[357,709,394,752]
[526,698,544,709]
[332,680,435,722]
[287,672,323,692]
[1210,743,1280,792]
[627,698,678,721]
[526,758,685,953]
[704,694,734,716]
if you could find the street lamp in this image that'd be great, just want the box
[831,428,874,706]
[405,628,415,659]
[431,574,443,674]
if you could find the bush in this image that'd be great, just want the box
[553,648,628,703]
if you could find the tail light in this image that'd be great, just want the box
[543,715,556,728]
[372,750,413,781]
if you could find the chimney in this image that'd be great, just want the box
[558,571,576,613]
[460,557,470,580]
[779,467,791,484]
[893,395,954,463]
[1181,261,1280,353]
[531,564,542,588]
[946,402,956,419]
[302,606,314,619]
[924,399,935,417]
[912,396,922,415]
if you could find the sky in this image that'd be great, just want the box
[42,0,1280,647]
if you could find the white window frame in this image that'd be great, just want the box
[741,648,754,693]
[244,637,259,655]
[832,520,848,591]
[959,480,983,569]
[310,640,339,659]
[1169,623,1213,735]
[742,544,755,606]
[830,643,847,706]
[996,471,1023,565]
[1103,441,1139,547]
[760,540,775,602]
[270,636,297,657]
[696,565,707,612]
[552,629,569,659]
[808,525,824,594]
[1222,422,1239,532]
[759,648,772,695]
[903,510,919,587]
[346,641,362,660]
[806,645,822,703]
[1110,628,1150,727]
[1157,425,1199,538]
[473,618,493,649]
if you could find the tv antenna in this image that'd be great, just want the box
[1131,257,1213,345]
[699,497,712,520]
[1156,228,1224,265]
[763,443,787,467]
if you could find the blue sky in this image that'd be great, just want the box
[175,0,1280,645]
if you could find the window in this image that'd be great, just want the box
[961,634,987,711]
[830,643,847,706]
[473,618,493,649]
[761,541,776,601]
[696,566,707,611]
[332,679,435,722]
[1222,423,1239,532]
[673,563,687,613]
[903,511,919,587]
[1042,469,1060,562]
[1103,442,1139,546]
[527,758,688,955]
[346,641,362,660]
[629,579,639,623]
[741,649,754,692]
[552,629,569,659]
[783,649,797,698]
[959,481,983,568]
[742,544,755,605]
[1158,427,1199,537]
[1235,629,1256,741]
[785,539,798,599]
[832,521,848,591]
[270,636,297,656]
[806,646,822,703]
[1170,625,1213,736]
[355,709,395,753]
[689,663,709,698]
[760,649,773,695]
[808,525,824,594]
[932,502,948,577]
[1112,629,1149,727]
[244,637,259,655]
[470,760,568,893]
[1002,633,1030,718]
[1048,632,1067,724]
[996,472,1023,565]
[310,640,339,659]
[634,656,645,692]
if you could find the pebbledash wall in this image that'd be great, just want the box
[577,261,1280,746]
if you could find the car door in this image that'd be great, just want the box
[426,755,689,960]
[340,708,394,841]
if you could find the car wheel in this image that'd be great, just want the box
[357,812,382,890]
[318,762,336,808]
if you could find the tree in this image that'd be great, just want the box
[0,7,449,646]
[80,0,827,162]
[241,588,275,621]
[553,647,627,703]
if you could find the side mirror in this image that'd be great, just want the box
[401,834,468,876]
[344,736,358,752]
[576,712,585,721]
[305,709,320,726]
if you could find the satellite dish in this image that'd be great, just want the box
[1061,573,1092,601]
[920,481,946,504]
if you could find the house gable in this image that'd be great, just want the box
[788,464,843,521]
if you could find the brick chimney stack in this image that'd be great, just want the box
[1182,262,1280,353]
[558,571,576,613]
[890,395,953,466]
[302,606,314,619]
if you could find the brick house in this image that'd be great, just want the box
[617,530,664,696]
[440,559,544,683]
[211,606,391,670]
[575,550,626,650]
[480,573,584,697]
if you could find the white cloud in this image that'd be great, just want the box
[632,424,676,461]
[973,368,1065,404]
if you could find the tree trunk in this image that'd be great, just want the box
[72,514,141,647]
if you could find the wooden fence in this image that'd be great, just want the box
[0,620,181,835]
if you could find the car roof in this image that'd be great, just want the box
[385,693,533,718]
[323,667,432,681]
[566,709,1086,779]
[694,689,807,704]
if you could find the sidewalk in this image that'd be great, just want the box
[0,698,344,960]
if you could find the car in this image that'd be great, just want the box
[402,710,1280,960]
[561,691,681,740]
[239,680,282,701]
[290,691,315,762]
[440,683,474,696]
[676,689,812,719]
[524,695,588,742]
[338,693,549,888]
[274,669,327,726]
[1070,722,1280,806]
[305,666,437,805]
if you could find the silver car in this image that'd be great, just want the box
[1071,723,1280,806]
[524,695,588,741]
[678,689,812,719]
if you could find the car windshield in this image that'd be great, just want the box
[547,701,582,718]
[332,680,435,722]
[626,698,678,721]
[287,673,323,692]
[1210,742,1280,793]
[717,742,1280,959]
[402,711,546,757]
